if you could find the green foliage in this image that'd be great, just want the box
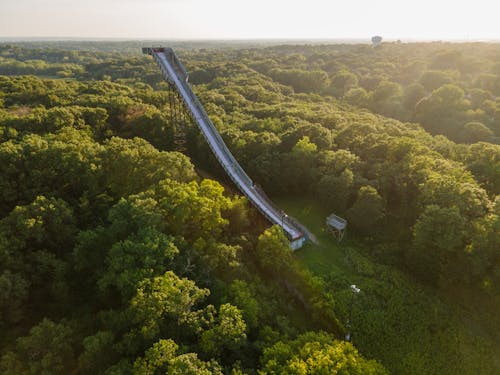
[0,270,29,325]
[255,226,294,274]
[98,228,179,300]
[261,331,387,374]
[466,208,500,291]
[101,137,196,197]
[131,271,210,339]
[200,303,247,357]
[415,84,469,137]
[0,196,75,320]
[132,339,178,375]
[269,68,329,93]
[461,142,500,195]
[403,83,425,111]
[419,70,454,91]
[1,42,499,375]
[79,331,116,374]
[229,280,260,329]
[370,80,404,118]
[329,70,359,97]
[1,195,76,253]
[346,186,385,235]
[167,353,223,375]
[459,121,493,143]
[316,169,354,213]
[0,319,75,375]
[345,87,369,107]
[410,205,467,286]
[276,191,499,375]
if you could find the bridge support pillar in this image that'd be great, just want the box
[167,83,190,152]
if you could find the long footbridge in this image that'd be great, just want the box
[143,47,310,249]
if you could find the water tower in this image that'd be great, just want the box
[371,35,383,47]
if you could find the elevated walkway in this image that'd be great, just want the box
[143,47,310,249]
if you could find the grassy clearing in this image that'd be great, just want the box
[274,194,358,277]
[272,194,499,375]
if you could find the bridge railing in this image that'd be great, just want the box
[173,65,255,188]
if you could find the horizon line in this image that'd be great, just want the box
[1,36,500,43]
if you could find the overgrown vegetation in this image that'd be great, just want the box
[0,41,498,374]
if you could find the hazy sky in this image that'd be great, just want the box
[1,0,499,40]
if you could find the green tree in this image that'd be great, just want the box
[0,270,29,326]
[101,137,196,198]
[200,303,247,357]
[329,70,359,97]
[133,339,178,375]
[459,121,493,143]
[1,195,76,255]
[409,205,467,286]
[78,331,116,374]
[269,68,329,93]
[420,174,490,220]
[461,142,500,195]
[0,196,75,315]
[467,207,500,291]
[260,331,387,374]
[414,84,469,137]
[283,136,318,192]
[155,178,231,240]
[98,228,179,301]
[43,107,76,132]
[345,87,369,107]
[229,280,260,329]
[419,70,453,92]
[346,186,385,235]
[131,271,210,339]
[403,83,425,112]
[255,226,294,275]
[0,319,75,375]
[317,169,354,213]
[316,149,360,176]
[168,354,223,375]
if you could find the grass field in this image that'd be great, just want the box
[272,194,499,375]
[273,194,361,277]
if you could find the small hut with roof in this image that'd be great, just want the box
[326,213,347,241]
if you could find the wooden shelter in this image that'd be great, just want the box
[326,213,347,241]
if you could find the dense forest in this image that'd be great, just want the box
[0,41,499,374]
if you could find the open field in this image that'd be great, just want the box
[274,195,499,374]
